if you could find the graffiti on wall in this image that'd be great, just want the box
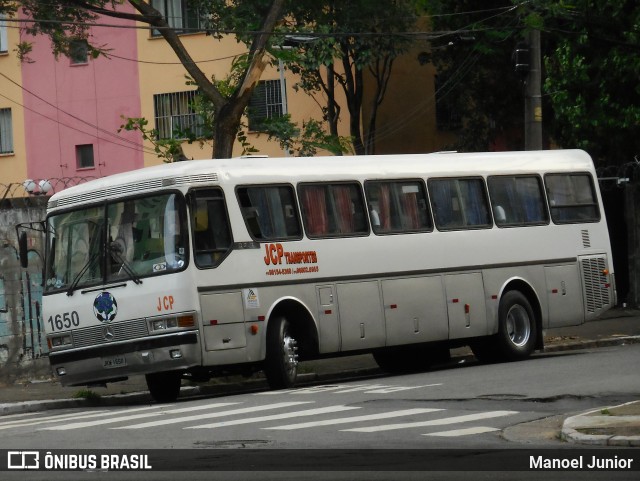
[0,202,50,382]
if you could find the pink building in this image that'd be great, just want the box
[20,8,143,192]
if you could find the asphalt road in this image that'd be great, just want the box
[1,343,639,480]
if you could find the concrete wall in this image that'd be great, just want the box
[0,198,50,383]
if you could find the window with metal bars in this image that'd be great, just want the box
[248,80,284,132]
[154,91,204,140]
[0,108,13,154]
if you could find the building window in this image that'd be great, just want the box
[154,90,204,140]
[0,14,7,54]
[248,80,284,131]
[69,39,89,64]
[150,0,204,36]
[76,144,95,169]
[0,108,13,154]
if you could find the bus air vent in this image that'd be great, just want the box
[580,255,610,313]
[173,173,219,185]
[581,229,591,248]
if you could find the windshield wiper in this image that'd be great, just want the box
[66,251,101,296]
[109,241,143,285]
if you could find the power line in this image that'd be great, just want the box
[0,72,146,150]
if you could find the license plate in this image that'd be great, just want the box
[102,355,127,369]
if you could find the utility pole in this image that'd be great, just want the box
[524,29,542,150]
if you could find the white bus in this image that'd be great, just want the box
[21,150,615,402]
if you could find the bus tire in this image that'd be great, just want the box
[496,290,537,361]
[145,371,182,403]
[264,316,299,389]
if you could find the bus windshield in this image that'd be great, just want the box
[45,193,188,294]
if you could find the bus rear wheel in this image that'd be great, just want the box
[146,371,182,403]
[471,291,537,363]
[497,290,538,361]
[264,316,299,389]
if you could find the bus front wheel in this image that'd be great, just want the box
[264,316,299,389]
[146,371,182,403]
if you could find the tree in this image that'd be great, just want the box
[282,0,420,155]
[539,0,640,168]
[8,0,286,159]
[423,0,640,167]
[423,0,525,152]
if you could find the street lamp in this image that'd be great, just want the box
[23,179,52,196]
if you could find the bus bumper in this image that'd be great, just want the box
[48,330,202,387]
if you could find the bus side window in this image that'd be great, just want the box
[364,180,432,234]
[428,177,491,230]
[299,182,369,238]
[191,189,233,268]
[545,173,600,223]
[236,185,302,241]
[488,175,548,227]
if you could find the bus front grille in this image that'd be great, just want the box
[72,319,149,348]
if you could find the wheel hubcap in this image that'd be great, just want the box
[506,304,531,347]
[282,334,299,377]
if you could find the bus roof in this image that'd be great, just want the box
[47,150,594,211]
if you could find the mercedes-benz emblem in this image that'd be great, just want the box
[102,325,115,341]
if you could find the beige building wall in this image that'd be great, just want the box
[363,46,457,155]
[136,29,347,165]
[0,17,28,193]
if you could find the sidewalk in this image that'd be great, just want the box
[1,308,639,446]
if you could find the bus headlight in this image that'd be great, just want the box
[48,335,72,349]
[149,314,195,332]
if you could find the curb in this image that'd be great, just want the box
[561,401,640,447]
[543,334,640,353]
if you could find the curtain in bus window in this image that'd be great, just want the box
[378,184,392,231]
[520,177,545,223]
[400,187,420,229]
[301,186,328,236]
[460,179,490,226]
[163,194,179,268]
[267,188,287,238]
[333,185,355,233]
[247,188,271,238]
[430,180,455,228]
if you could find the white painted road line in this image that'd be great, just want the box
[264,408,444,430]
[186,405,360,429]
[422,426,500,437]
[111,401,314,430]
[342,410,519,433]
[0,406,161,430]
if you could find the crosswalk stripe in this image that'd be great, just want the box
[187,405,360,430]
[422,426,500,437]
[111,401,314,430]
[162,402,239,414]
[264,408,444,430]
[0,406,163,430]
[342,410,519,433]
